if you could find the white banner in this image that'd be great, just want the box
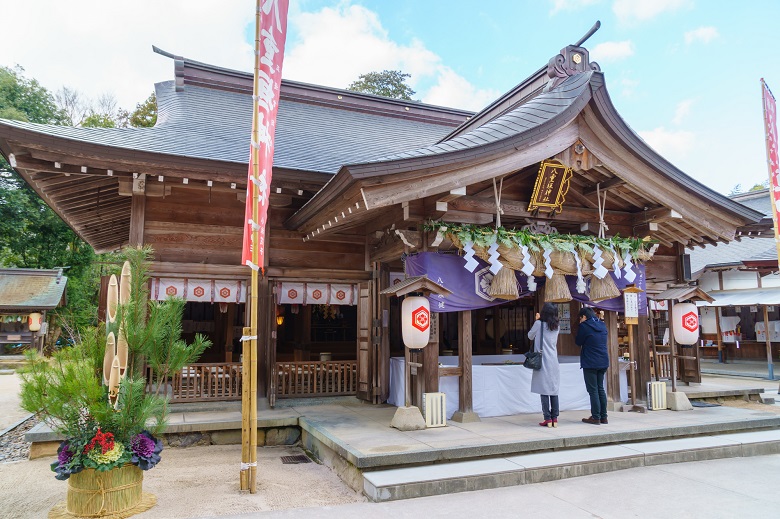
[152,278,245,303]
[306,283,329,305]
[278,282,305,304]
[277,282,358,305]
[329,284,354,305]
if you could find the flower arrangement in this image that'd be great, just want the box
[20,247,209,483]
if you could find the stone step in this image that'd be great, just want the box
[362,429,780,502]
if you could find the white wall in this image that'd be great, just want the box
[700,306,718,334]
[722,270,760,290]
[699,271,720,292]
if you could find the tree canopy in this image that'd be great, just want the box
[347,70,416,100]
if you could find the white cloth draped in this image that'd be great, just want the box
[389,355,628,419]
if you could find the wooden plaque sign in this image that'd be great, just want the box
[528,159,572,214]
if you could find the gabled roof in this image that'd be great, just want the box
[287,44,764,245]
[0,268,68,311]
[0,49,472,175]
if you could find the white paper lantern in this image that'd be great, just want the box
[672,303,700,345]
[401,296,431,349]
[28,312,42,332]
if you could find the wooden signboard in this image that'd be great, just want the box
[527,159,572,214]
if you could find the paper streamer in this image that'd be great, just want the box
[574,251,586,293]
[592,245,608,279]
[488,242,502,274]
[611,246,621,279]
[543,248,554,279]
[526,276,537,292]
[430,226,447,247]
[463,241,479,272]
[520,246,535,277]
[623,251,636,283]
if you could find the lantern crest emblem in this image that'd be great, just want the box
[411,306,430,332]
[219,287,231,298]
[165,286,177,296]
[193,286,205,298]
[336,290,346,301]
[682,311,698,332]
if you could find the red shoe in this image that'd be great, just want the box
[552,418,558,428]
[539,419,553,427]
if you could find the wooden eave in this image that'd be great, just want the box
[0,124,329,252]
[289,71,763,247]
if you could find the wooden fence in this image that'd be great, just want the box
[274,360,357,398]
[146,363,243,403]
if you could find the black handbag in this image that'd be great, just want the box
[523,323,543,370]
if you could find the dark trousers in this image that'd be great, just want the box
[583,368,607,420]
[540,394,559,420]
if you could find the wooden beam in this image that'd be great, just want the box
[582,175,625,195]
[129,190,146,246]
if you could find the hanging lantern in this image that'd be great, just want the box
[672,302,700,345]
[401,296,430,349]
[28,312,43,332]
[106,274,119,324]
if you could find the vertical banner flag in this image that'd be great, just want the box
[241,0,290,269]
[762,79,780,264]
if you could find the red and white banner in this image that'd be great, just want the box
[276,282,358,305]
[241,0,290,269]
[152,278,245,303]
[762,79,780,266]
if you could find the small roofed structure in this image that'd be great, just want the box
[0,268,68,352]
[649,285,714,391]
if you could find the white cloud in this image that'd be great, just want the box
[590,41,635,62]
[620,77,640,97]
[284,4,497,110]
[549,0,602,15]
[672,99,695,125]
[638,127,695,157]
[424,68,500,111]
[684,26,720,45]
[0,0,255,110]
[613,0,690,23]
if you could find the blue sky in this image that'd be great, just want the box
[1,0,778,195]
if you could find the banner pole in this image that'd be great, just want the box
[761,78,778,381]
[240,1,262,493]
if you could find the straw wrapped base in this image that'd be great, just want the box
[544,272,572,303]
[488,266,519,300]
[49,465,154,518]
[589,275,621,302]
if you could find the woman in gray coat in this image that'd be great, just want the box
[527,303,561,427]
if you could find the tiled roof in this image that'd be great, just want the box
[0,80,461,174]
[0,269,68,310]
[364,71,594,164]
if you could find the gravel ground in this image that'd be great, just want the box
[0,415,37,463]
[0,444,366,519]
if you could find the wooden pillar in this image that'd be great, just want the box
[669,300,678,392]
[763,306,775,380]
[648,308,660,380]
[604,311,621,403]
[423,313,439,393]
[225,303,236,362]
[378,264,391,403]
[451,310,479,422]
[636,313,651,400]
[715,307,724,363]
[129,175,146,246]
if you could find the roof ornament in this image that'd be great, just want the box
[544,20,602,93]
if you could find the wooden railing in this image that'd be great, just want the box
[146,363,242,403]
[274,360,357,398]
[654,352,672,380]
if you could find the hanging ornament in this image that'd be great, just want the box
[463,241,479,272]
[592,245,609,279]
[623,251,637,283]
[574,251,586,294]
[520,246,535,277]
[543,247,554,279]
[487,242,502,275]
[611,246,622,279]
[526,275,537,292]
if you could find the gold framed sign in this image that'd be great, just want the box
[528,159,573,214]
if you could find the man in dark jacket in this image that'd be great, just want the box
[575,307,610,424]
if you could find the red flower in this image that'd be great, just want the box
[83,428,115,455]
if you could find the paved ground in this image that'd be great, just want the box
[219,453,780,519]
[0,373,29,432]
[702,358,780,380]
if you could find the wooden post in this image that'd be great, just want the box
[636,313,651,396]
[604,311,621,403]
[404,346,412,407]
[669,300,677,392]
[648,308,660,381]
[423,313,439,393]
[763,306,775,380]
[129,177,146,246]
[715,307,724,363]
[451,310,479,422]
[627,323,638,405]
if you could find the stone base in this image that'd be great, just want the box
[29,440,59,460]
[450,411,481,423]
[759,393,776,405]
[390,406,427,431]
[667,391,693,411]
